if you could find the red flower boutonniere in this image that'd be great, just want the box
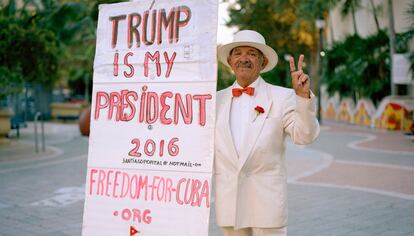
[254,106,265,121]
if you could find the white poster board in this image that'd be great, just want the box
[82,1,217,235]
[393,54,413,85]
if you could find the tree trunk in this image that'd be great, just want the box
[370,0,380,31]
[310,43,319,93]
[329,13,335,43]
[388,0,396,95]
[351,5,358,35]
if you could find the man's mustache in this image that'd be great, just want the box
[236,61,252,68]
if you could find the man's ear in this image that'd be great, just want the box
[261,57,269,69]
[227,57,231,65]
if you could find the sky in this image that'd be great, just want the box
[217,1,237,44]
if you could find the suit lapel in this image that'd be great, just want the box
[218,87,239,162]
[238,78,273,170]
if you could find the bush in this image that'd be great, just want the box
[323,30,390,105]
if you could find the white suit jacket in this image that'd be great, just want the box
[214,77,320,229]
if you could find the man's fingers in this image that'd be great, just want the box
[298,73,308,85]
[289,57,296,72]
[297,54,304,71]
[291,70,303,78]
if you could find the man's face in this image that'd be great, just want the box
[227,46,267,85]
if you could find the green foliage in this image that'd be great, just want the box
[31,2,92,45]
[217,62,234,91]
[0,0,103,101]
[0,66,23,101]
[323,30,390,104]
[0,11,59,99]
[59,0,127,98]
[28,0,96,98]
[296,0,340,21]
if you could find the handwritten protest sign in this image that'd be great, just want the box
[82,1,217,235]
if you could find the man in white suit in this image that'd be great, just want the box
[215,30,320,236]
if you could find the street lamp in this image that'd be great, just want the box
[315,17,325,124]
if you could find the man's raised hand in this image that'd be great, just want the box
[289,54,310,98]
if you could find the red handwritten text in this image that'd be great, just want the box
[129,137,179,158]
[113,51,177,78]
[89,169,210,208]
[110,6,191,49]
[113,208,152,224]
[94,86,212,126]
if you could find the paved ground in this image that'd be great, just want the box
[286,121,414,236]
[0,121,413,235]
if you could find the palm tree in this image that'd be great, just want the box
[341,0,362,35]
[369,0,380,31]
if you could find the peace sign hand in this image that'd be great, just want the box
[289,54,311,98]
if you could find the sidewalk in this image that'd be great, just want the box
[287,121,414,201]
[0,122,80,163]
[286,121,414,236]
[321,120,414,154]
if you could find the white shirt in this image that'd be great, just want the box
[230,79,259,156]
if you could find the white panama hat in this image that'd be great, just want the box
[218,30,278,73]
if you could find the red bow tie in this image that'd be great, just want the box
[232,87,255,97]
